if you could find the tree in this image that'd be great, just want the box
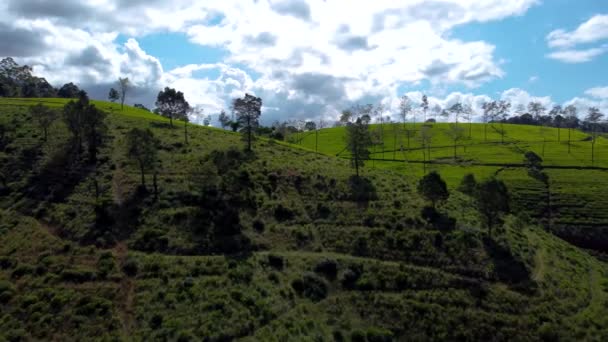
[155,87,190,127]
[63,91,90,153]
[446,123,465,158]
[118,77,130,110]
[305,121,317,131]
[417,171,449,209]
[30,103,57,141]
[586,107,604,164]
[549,105,563,142]
[419,125,434,173]
[126,128,158,188]
[494,101,511,144]
[528,102,546,121]
[345,109,373,177]
[458,173,477,197]
[448,102,463,123]
[233,93,262,152]
[421,95,429,123]
[82,103,107,162]
[58,83,80,98]
[481,101,495,141]
[218,110,231,129]
[476,178,510,237]
[563,105,578,153]
[108,88,119,103]
[462,104,473,138]
[399,95,415,150]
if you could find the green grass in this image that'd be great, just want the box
[1,98,608,340]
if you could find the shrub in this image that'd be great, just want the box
[0,280,15,303]
[366,327,394,342]
[339,266,361,289]
[274,204,294,222]
[314,258,338,280]
[122,258,139,277]
[351,330,366,342]
[291,272,328,302]
[252,219,265,232]
[267,254,284,270]
[97,252,116,279]
[61,268,96,283]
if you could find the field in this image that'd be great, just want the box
[296,121,608,251]
[1,98,608,340]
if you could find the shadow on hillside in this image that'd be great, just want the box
[421,206,456,231]
[21,143,93,211]
[348,175,377,202]
[483,238,534,293]
[150,122,174,129]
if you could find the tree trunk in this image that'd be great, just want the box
[393,125,397,160]
[453,142,457,159]
[43,127,48,142]
[568,129,571,154]
[153,172,158,200]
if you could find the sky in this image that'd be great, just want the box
[1,0,607,124]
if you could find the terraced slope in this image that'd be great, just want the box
[1,99,608,340]
[297,121,608,252]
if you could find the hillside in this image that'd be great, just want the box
[1,98,608,341]
[297,122,608,252]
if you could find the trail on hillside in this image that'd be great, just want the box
[115,242,135,336]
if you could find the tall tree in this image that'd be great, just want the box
[345,108,373,177]
[446,123,465,158]
[63,91,90,153]
[528,102,546,121]
[118,77,130,110]
[399,95,414,149]
[419,125,434,173]
[494,101,511,144]
[126,128,158,188]
[417,171,449,209]
[586,107,604,164]
[233,93,262,152]
[462,104,473,138]
[549,105,563,142]
[421,95,429,123]
[448,102,463,124]
[563,105,578,153]
[218,110,230,129]
[108,88,119,103]
[481,101,495,142]
[82,103,107,162]
[155,87,190,127]
[30,103,57,142]
[476,178,510,237]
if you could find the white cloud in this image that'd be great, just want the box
[547,14,608,48]
[528,75,538,83]
[585,86,608,99]
[546,14,608,63]
[546,46,608,63]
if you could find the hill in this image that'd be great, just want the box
[296,122,608,252]
[1,98,608,340]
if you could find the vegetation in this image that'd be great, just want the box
[1,57,608,340]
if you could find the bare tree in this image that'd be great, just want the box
[419,125,434,174]
[30,103,57,142]
[421,95,429,122]
[549,105,563,142]
[446,123,465,159]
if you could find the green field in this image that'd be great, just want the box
[293,121,608,251]
[1,98,608,340]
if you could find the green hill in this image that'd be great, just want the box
[296,122,608,252]
[1,98,608,341]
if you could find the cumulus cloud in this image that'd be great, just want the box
[546,46,608,63]
[547,14,608,48]
[585,86,608,99]
[0,0,552,123]
[546,14,608,63]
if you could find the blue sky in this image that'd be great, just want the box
[1,0,607,122]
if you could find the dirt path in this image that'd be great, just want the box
[114,242,135,336]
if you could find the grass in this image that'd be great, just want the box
[1,98,608,340]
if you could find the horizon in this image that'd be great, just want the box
[1,0,607,124]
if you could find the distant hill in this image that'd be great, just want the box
[1,98,608,340]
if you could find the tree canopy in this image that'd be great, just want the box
[155,87,190,127]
